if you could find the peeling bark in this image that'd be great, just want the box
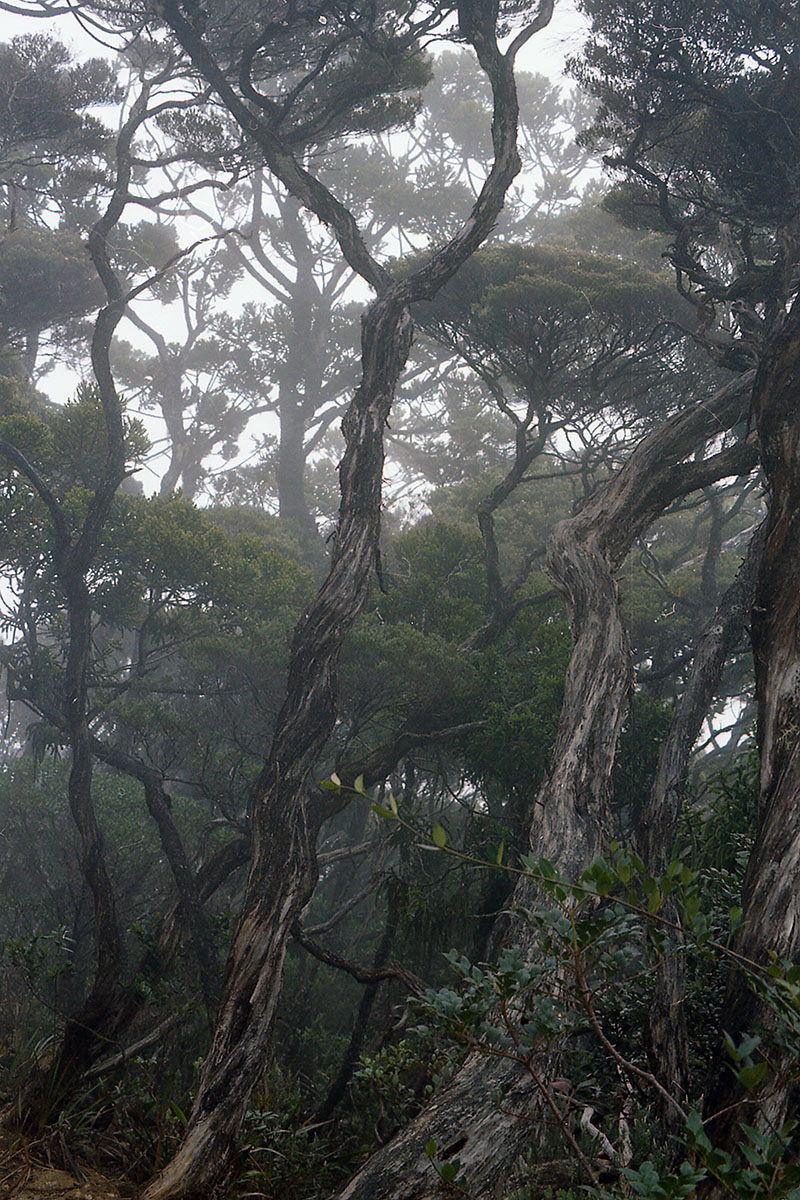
[140,7,538,1196]
[702,298,800,1152]
[335,378,756,1200]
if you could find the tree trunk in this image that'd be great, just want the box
[6,570,128,1130]
[82,736,223,1026]
[158,366,193,499]
[140,778,221,1022]
[102,835,251,1057]
[334,378,756,1200]
[702,299,800,1153]
[638,523,765,1153]
[56,573,125,1079]
[314,900,398,1126]
[140,2,539,1191]
[276,192,321,540]
[142,285,414,1200]
[0,83,153,1124]
[277,395,314,534]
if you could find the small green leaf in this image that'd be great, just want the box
[432,822,447,848]
[169,1101,188,1128]
[372,803,397,820]
[495,839,504,866]
[353,774,366,795]
[389,791,398,816]
[425,1139,437,1158]
[686,1110,703,1137]
[738,1062,767,1091]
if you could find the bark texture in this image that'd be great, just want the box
[141,6,538,1196]
[335,377,756,1200]
[702,298,800,1148]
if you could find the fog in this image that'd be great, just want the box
[0,2,794,1198]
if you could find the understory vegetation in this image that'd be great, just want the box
[0,0,799,1197]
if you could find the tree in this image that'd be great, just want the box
[112,230,258,503]
[0,34,119,379]
[134,51,591,528]
[147,9,552,1199]
[0,2,792,1195]
[333,371,754,1200]
[0,45,252,1120]
[0,0,557,1194]
[575,0,800,1162]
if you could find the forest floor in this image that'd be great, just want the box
[0,1132,126,1199]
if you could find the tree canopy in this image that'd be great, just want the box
[0,4,796,1200]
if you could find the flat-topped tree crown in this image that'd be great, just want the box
[97,0,436,149]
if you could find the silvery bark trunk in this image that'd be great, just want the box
[702,297,800,1155]
[335,378,755,1200]
[141,5,537,1194]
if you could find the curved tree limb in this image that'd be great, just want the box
[334,375,757,1200]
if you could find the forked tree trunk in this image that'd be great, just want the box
[141,6,541,1195]
[335,378,756,1200]
[702,298,800,1154]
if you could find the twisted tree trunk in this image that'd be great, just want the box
[335,378,756,1200]
[702,297,800,1154]
[0,84,157,1125]
[140,5,543,1196]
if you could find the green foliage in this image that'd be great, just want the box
[0,759,170,1051]
[576,0,800,235]
[354,1035,456,1135]
[463,620,570,802]
[0,380,147,519]
[406,823,800,1200]
[0,34,119,373]
[233,1070,364,1199]
[421,241,692,428]
[378,521,486,642]
[0,34,117,168]
[626,1115,800,1200]
[0,9,774,1197]
[620,1159,706,1200]
[0,227,103,347]
[683,749,757,874]
[613,695,673,824]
